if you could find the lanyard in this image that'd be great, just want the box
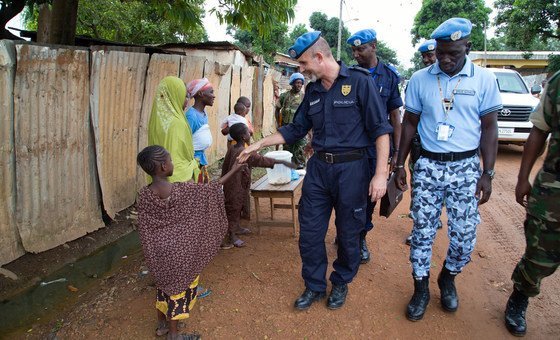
[437,75,463,120]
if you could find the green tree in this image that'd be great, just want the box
[288,23,308,45]
[494,0,560,50]
[411,0,492,50]
[23,0,207,44]
[231,21,289,63]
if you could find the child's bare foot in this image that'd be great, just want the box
[156,320,169,336]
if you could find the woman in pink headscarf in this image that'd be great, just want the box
[185,78,215,183]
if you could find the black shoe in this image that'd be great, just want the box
[505,288,528,337]
[437,265,458,312]
[406,276,430,321]
[405,234,412,246]
[294,288,326,310]
[327,284,348,310]
[360,235,370,264]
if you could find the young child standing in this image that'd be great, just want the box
[221,123,295,248]
[136,145,241,340]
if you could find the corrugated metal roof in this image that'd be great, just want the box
[90,50,149,218]
[136,53,181,190]
[13,44,104,253]
[0,40,25,265]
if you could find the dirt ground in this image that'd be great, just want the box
[6,145,560,339]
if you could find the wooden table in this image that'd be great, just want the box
[250,174,304,237]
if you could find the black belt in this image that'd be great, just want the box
[420,148,478,162]
[316,149,365,164]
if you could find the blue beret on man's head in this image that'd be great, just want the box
[289,72,305,85]
[288,31,321,59]
[431,17,472,41]
[418,39,437,53]
[347,29,377,47]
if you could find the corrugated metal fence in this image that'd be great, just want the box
[0,40,279,265]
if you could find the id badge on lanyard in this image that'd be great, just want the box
[436,122,455,141]
[436,75,462,142]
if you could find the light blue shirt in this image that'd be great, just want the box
[405,56,502,153]
[185,107,209,166]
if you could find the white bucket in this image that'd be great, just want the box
[264,150,292,185]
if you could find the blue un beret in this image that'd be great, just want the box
[289,72,305,85]
[431,17,472,41]
[288,31,321,59]
[347,29,377,47]
[418,39,437,53]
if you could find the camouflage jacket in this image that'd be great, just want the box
[528,71,560,222]
[277,90,304,126]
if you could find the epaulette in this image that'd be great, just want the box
[384,63,401,78]
[349,65,371,76]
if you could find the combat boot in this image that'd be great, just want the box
[406,276,430,321]
[360,235,370,264]
[505,288,528,337]
[437,265,458,312]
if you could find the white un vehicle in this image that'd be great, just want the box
[489,68,542,145]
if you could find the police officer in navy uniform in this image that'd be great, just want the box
[346,29,403,264]
[238,32,392,310]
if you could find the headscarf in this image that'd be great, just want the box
[186,78,213,100]
[147,76,200,183]
[289,72,305,85]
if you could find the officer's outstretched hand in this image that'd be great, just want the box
[395,168,407,192]
[369,174,387,202]
[237,143,261,163]
[475,175,492,205]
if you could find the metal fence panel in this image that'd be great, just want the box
[90,50,149,218]
[203,60,232,164]
[179,55,205,86]
[136,54,181,189]
[230,65,241,117]
[0,40,24,264]
[262,69,280,137]
[13,44,104,253]
[240,66,255,124]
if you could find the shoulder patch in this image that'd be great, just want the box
[349,65,371,76]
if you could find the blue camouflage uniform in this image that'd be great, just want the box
[347,29,403,234]
[282,32,393,292]
[405,21,502,278]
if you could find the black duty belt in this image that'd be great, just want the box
[316,149,365,164]
[420,148,478,162]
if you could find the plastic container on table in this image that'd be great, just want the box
[264,150,292,185]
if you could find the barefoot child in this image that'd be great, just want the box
[221,123,295,248]
[136,145,241,339]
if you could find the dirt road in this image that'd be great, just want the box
[18,145,560,339]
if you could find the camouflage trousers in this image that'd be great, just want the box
[511,214,560,297]
[410,155,481,278]
[283,138,307,168]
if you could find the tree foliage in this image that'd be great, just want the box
[231,21,290,63]
[23,0,207,44]
[210,0,296,39]
[494,0,560,50]
[410,0,492,50]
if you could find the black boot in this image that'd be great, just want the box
[437,265,458,312]
[406,276,430,321]
[360,233,370,264]
[294,288,326,311]
[327,283,348,310]
[505,288,528,337]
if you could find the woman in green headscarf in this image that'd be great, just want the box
[148,76,200,182]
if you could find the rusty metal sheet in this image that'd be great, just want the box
[203,60,231,164]
[136,54,181,189]
[90,50,149,218]
[240,66,255,124]
[0,40,24,264]
[229,65,241,117]
[179,55,205,86]
[13,44,104,253]
[262,69,280,137]
[252,66,264,135]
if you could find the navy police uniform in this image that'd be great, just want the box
[283,32,392,292]
[347,29,403,234]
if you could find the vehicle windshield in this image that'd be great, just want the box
[495,72,528,94]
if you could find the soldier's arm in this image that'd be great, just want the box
[515,126,549,206]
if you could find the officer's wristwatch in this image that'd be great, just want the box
[482,169,495,179]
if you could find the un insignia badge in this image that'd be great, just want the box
[341,85,351,96]
[450,31,462,41]
[353,39,361,46]
[289,49,297,58]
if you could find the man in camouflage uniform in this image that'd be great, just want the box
[275,72,306,168]
[505,70,560,337]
